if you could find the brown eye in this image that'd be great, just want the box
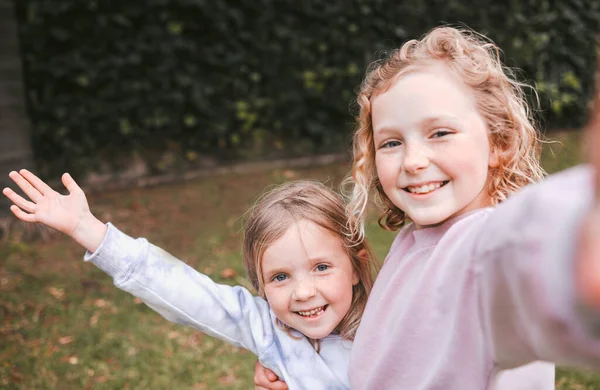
[432,130,451,138]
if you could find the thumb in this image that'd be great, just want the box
[62,173,82,194]
[266,371,279,381]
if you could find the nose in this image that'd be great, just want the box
[402,142,429,173]
[292,278,317,301]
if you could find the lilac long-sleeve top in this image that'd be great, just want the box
[350,165,600,389]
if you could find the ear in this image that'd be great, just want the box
[352,249,368,285]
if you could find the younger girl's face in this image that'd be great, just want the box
[371,63,498,228]
[261,219,359,339]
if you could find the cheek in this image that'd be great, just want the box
[264,287,287,311]
[455,155,487,175]
[375,155,396,186]
[449,141,490,176]
[325,274,355,303]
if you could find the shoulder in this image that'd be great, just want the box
[383,224,416,263]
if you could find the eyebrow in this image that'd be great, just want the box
[375,114,462,135]
[307,255,334,264]
[263,265,288,277]
[420,115,461,128]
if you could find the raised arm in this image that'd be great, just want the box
[86,223,275,356]
[576,65,600,310]
[3,170,107,252]
[475,70,600,370]
[3,171,275,357]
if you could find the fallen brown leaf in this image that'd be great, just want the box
[186,332,203,347]
[93,299,108,308]
[217,373,236,385]
[27,339,42,348]
[220,268,236,279]
[282,169,297,179]
[9,369,23,383]
[96,376,108,383]
[58,336,74,345]
[89,312,100,327]
[46,287,64,300]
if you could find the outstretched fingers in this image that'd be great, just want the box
[2,187,36,213]
[7,171,43,202]
[9,204,36,223]
[19,169,54,196]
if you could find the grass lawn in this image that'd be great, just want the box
[1,130,598,389]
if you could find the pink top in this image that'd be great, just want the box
[350,165,600,389]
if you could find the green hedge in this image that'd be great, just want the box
[15,0,600,177]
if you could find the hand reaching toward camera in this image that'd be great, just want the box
[577,63,600,309]
[2,170,107,252]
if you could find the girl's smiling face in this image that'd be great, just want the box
[261,219,359,340]
[372,63,499,228]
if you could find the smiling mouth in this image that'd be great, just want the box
[403,181,449,195]
[296,305,328,318]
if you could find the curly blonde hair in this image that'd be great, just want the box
[345,26,546,236]
[243,180,378,342]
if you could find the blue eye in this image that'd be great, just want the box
[381,140,401,148]
[272,274,288,282]
[316,264,329,272]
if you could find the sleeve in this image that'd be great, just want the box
[474,164,600,370]
[84,223,275,357]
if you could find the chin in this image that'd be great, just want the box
[307,333,329,340]
[409,214,446,226]
[302,328,332,340]
[410,212,452,228]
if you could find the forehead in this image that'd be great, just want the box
[371,64,479,132]
[261,219,346,271]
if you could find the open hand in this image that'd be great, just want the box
[2,170,106,252]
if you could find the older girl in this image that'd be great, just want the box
[256,26,600,389]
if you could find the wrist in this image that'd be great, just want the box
[72,213,108,253]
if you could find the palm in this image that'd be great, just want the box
[34,187,89,236]
[2,170,91,236]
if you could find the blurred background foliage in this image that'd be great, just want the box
[13,0,600,178]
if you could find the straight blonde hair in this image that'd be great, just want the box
[243,180,378,341]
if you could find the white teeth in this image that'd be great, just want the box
[407,182,443,194]
[297,306,325,317]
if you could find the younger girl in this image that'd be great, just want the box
[256,26,600,389]
[2,174,377,390]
